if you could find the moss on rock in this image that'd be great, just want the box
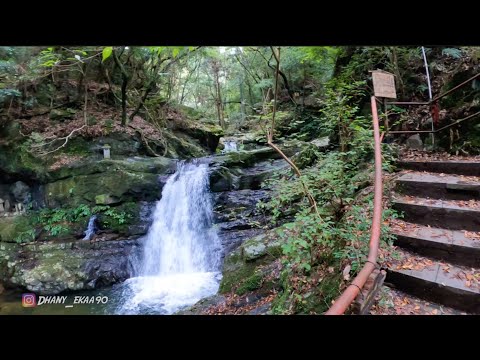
[219,230,285,294]
[0,215,36,243]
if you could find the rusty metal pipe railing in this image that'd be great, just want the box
[325,96,383,315]
[383,72,480,137]
[431,72,480,103]
[387,101,429,105]
[386,72,480,107]
[387,110,480,135]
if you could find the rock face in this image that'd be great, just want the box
[219,232,284,294]
[11,181,31,204]
[0,238,142,294]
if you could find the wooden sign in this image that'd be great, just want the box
[372,71,396,99]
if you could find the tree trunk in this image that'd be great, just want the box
[112,48,130,126]
[120,77,127,126]
[211,60,225,129]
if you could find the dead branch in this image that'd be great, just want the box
[37,125,87,156]
[265,47,320,217]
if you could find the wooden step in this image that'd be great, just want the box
[385,250,480,314]
[391,222,480,267]
[393,196,480,231]
[396,171,480,200]
[398,160,480,176]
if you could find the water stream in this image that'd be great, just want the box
[223,141,238,153]
[114,160,222,314]
[83,215,97,240]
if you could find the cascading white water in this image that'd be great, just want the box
[83,215,97,240]
[116,161,222,314]
[223,141,237,153]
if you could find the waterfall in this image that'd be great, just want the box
[116,161,222,314]
[83,215,97,240]
[223,141,238,153]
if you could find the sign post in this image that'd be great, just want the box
[371,70,397,135]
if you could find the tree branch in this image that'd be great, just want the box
[265,47,319,216]
[37,125,87,156]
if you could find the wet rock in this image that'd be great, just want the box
[218,228,264,258]
[248,302,271,315]
[243,238,266,261]
[0,238,142,294]
[175,294,226,315]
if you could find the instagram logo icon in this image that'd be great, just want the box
[22,293,37,307]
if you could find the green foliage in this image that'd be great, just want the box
[102,47,113,62]
[14,229,36,243]
[0,88,21,106]
[442,48,463,59]
[319,80,368,151]
[35,204,131,238]
[334,199,399,272]
[38,47,60,68]
[236,272,263,295]
[259,77,401,313]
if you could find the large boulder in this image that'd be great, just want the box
[44,157,175,207]
[181,122,224,152]
[219,232,284,294]
[0,237,141,294]
[406,134,423,150]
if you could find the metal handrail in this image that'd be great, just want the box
[325,96,383,315]
[384,72,480,135]
[325,72,479,315]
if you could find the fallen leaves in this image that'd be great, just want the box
[370,287,465,315]
[399,147,480,162]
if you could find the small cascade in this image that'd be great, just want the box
[83,215,97,240]
[223,140,238,153]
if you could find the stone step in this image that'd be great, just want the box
[393,196,480,231]
[392,222,480,267]
[396,171,480,200]
[385,249,480,314]
[398,160,480,176]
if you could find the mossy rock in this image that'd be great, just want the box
[164,131,208,158]
[44,169,159,208]
[0,140,48,181]
[219,231,285,294]
[181,122,224,152]
[49,108,76,121]
[49,157,174,181]
[0,215,36,243]
[0,237,140,294]
[236,272,263,295]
